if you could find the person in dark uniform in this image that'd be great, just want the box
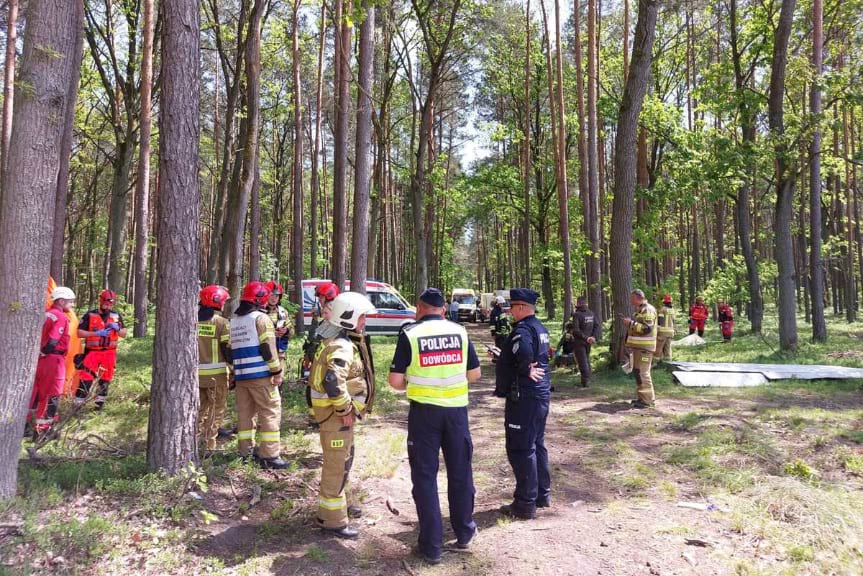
[570,296,601,387]
[492,288,551,520]
[389,288,482,565]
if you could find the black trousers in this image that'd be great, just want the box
[505,396,551,514]
[573,343,592,385]
[407,402,476,558]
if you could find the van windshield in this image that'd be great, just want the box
[454,295,476,305]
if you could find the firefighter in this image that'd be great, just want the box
[654,294,675,363]
[570,296,601,387]
[388,288,481,564]
[623,289,658,409]
[302,282,341,421]
[688,296,709,337]
[309,292,376,539]
[265,280,293,373]
[489,297,512,364]
[229,281,289,469]
[30,287,76,434]
[718,301,734,342]
[198,285,232,452]
[76,290,127,410]
[493,288,551,521]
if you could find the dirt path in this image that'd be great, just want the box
[191,323,756,576]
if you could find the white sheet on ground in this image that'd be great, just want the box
[668,361,863,381]
[674,334,706,347]
[673,371,769,387]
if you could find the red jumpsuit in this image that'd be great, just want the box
[76,309,124,409]
[689,304,709,336]
[718,305,734,341]
[30,304,71,431]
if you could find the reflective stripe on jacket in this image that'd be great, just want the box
[198,313,231,383]
[657,305,675,338]
[84,312,121,351]
[626,302,658,350]
[404,319,469,408]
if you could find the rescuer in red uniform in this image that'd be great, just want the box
[688,296,709,337]
[30,287,76,434]
[76,290,127,410]
[718,301,734,342]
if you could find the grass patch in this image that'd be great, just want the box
[304,545,329,562]
[670,412,706,431]
[355,429,406,480]
[843,454,863,475]
[784,459,819,481]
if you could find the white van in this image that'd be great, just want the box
[450,289,478,323]
[299,279,416,335]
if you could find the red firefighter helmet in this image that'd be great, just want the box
[99,289,117,304]
[200,285,230,309]
[241,281,270,307]
[663,294,672,305]
[266,280,284,296]
[315,282,340,303]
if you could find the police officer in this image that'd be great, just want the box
[388,288,481,565]
[623,289,658,409]
[229,281,289,469]
[493,288,551,520]
[309,292,376,539]
[197,285,232,452]
[654,294,675,363]
[570,296,601,387]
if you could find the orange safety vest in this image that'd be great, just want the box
[84,312,122,351]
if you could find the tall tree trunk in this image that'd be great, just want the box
[609,0,658,364]
[809,0,826,341]
[0,0,17,188]
[133,0,155,338]
[729,0,763,333]
[147,0,201,473]
[586,0,602,315]
[0,0,80,499]
[769,0,798,351]
[291,0,304,332]
[248,163,261,279]
[50,0,85,280]
[522,0,532,287]
[107,138,136,291]
[332,0,352,290]
[309,1,326,279]
[553,0,573,320]
[226,0,265,304]
[351,0,374,294]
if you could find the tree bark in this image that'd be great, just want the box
[147,0,201,473]
[586,0,602,316]
[0,0,17,188]
[225,0,266,303]
[609,0,658,363]
[291,0,305,331]
[553,0,573,320]
[522,0,532,287]
[332,0,352,290]
[0,0,80,499]
[351,0,374,295]
[809,0,826,341]
[133,0,155,338]
[769,0,798,352]
[50,0,85,280]
[309,2,326,279]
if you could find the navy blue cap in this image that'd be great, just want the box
[510,288,539,306]
[420,288,445,308]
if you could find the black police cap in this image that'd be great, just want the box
[420,288,445,308]
[510,288,539,306]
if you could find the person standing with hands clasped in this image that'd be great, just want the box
[309,292,376,539]
[229,281,289,469]
[389,288,481,565]
[492,288,551,520]
[570,296,601,387]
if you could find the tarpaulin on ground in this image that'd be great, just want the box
[669,361,863,387]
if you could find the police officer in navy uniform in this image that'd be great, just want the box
[389,288,482,565]
[492,288,551,520]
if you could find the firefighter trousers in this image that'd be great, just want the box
[198,379,228,451]
[632,349,655,404]
[317,415,355,529]
[654,337,672,362]
[236,383,282,459]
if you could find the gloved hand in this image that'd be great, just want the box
[107,323,121,332]
[95,328,112,337]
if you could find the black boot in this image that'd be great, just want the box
[258,456,291,470]
[322,525,359,539]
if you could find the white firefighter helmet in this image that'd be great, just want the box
[328,292,376,330]
[51,286,76,301]
[495,296,505,305]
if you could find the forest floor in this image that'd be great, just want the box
[2,314,863,576]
